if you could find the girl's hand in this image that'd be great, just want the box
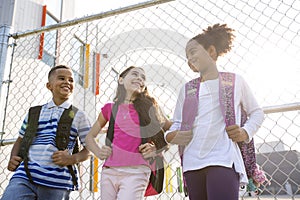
[139,143,156,159]
[98,145,112,160]
[226,124,249,142]
[166,130,193,145]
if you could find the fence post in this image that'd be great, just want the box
[0,25,11,104]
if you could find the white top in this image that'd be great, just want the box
[165,74,264,185]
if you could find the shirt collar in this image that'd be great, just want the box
[46,99,72,109]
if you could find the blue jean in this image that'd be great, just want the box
[1,177,70,200]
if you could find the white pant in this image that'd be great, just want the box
[100,165,151,200]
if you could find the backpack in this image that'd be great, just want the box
[18,105,79,186]
[105,103,165,197]
[179,72,267,195]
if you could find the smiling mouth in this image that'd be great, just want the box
[132,82,143,88]
[62,86,71,91]
[189,63,196,70]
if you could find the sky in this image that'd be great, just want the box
[74,0,145,17]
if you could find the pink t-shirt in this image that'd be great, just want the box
[101,103,149,167]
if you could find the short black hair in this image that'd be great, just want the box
[48,65,71,80]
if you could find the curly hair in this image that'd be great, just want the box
[190,23,235,57]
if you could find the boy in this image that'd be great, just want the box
[1,65,91,200]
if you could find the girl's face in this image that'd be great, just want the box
[185,40,215,73]
[119,67,146,96]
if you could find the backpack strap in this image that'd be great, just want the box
[219,72,257,179]
[56,105,78,150]
[56,105,79,187]
[18,106,42,159]
[18,106,42,183]
[181,77,201,131]
[105,103,119,147]
[178,77,201,197]
[179,77,201,158]
[219,72,236,126]
[178,77,201,159]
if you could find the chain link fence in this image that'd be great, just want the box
[1,0,300,199]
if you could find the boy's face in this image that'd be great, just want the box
[46,68,74,103]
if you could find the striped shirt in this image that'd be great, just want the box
[12,100,91,190]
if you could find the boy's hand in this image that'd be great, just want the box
[7,155,22,171]
[52,150,71,166]
[98,145,112,160]
[226,124,249,142]
[168,130,193,145]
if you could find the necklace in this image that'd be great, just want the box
[122,105,131,119]
[123,112,129,119]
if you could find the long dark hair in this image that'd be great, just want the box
[114,66,167,151]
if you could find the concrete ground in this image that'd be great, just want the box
[241,195,300,200]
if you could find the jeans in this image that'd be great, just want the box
[1,177,70,200]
